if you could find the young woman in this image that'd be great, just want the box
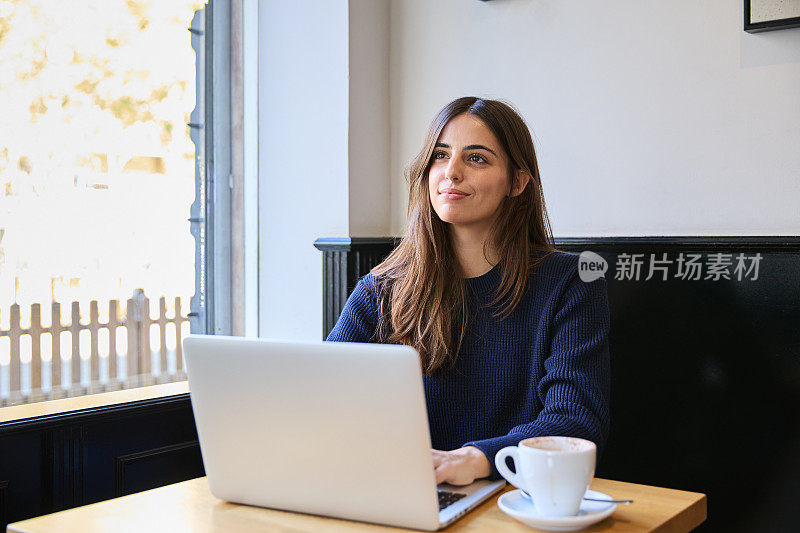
[326,96,610,486]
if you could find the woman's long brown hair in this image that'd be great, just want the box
[371,97,556,375]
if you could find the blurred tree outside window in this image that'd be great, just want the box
[0,0,206,406]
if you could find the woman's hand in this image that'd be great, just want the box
[431,446,491,485]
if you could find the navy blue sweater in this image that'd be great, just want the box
[325,251,610,480]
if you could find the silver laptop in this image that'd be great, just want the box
[182,334,505,531]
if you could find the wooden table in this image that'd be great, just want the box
[8,476,706,532]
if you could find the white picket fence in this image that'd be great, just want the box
[0,289,191,406]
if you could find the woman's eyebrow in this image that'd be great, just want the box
[435,142,497,156]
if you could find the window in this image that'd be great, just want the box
[0,0,216,407]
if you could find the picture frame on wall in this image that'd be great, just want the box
[744,0,800,32]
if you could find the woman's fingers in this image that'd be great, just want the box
[434,459,456,485]
[431,449,451,483]
[430,448,445,467]
[436,463,474,486]
[432,449,475,486]
[435,464,448,485]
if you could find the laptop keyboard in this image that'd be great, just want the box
[437,490,467,511]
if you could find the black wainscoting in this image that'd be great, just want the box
[314,238,400,339]
[317,236,800,532]
[0,393,204,529]
[114,440,203,497]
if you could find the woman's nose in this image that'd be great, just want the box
[444,158,463,182]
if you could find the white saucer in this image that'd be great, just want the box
[497,489,617,531]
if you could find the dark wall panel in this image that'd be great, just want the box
[115,441,203,497]
[0,432,41,527]
[0,394,203,530]
[82,403,203,504]
[556,239,800,533]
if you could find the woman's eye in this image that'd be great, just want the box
[468,154,487,164]
[433,151,448,160]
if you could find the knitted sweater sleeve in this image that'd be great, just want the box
[463,271,611,480]
[325,274,380,343]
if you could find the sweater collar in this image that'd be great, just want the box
[465,262,502,295]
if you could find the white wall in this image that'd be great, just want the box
[258,0,349,340]
[389,0,800,236]
[257,0,391,340]
[349,0,391,236]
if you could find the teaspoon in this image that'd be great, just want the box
[519,489,633,505]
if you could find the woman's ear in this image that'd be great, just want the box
[509,169,532,197]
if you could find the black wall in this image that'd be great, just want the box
[316,236,800,532]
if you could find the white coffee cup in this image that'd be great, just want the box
[495,436,596,518]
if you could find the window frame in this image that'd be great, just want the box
[200,0,258,338]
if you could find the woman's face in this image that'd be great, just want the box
[428,113,522,232]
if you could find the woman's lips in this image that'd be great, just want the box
[441,192,469,200]
[439,189,469,200]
